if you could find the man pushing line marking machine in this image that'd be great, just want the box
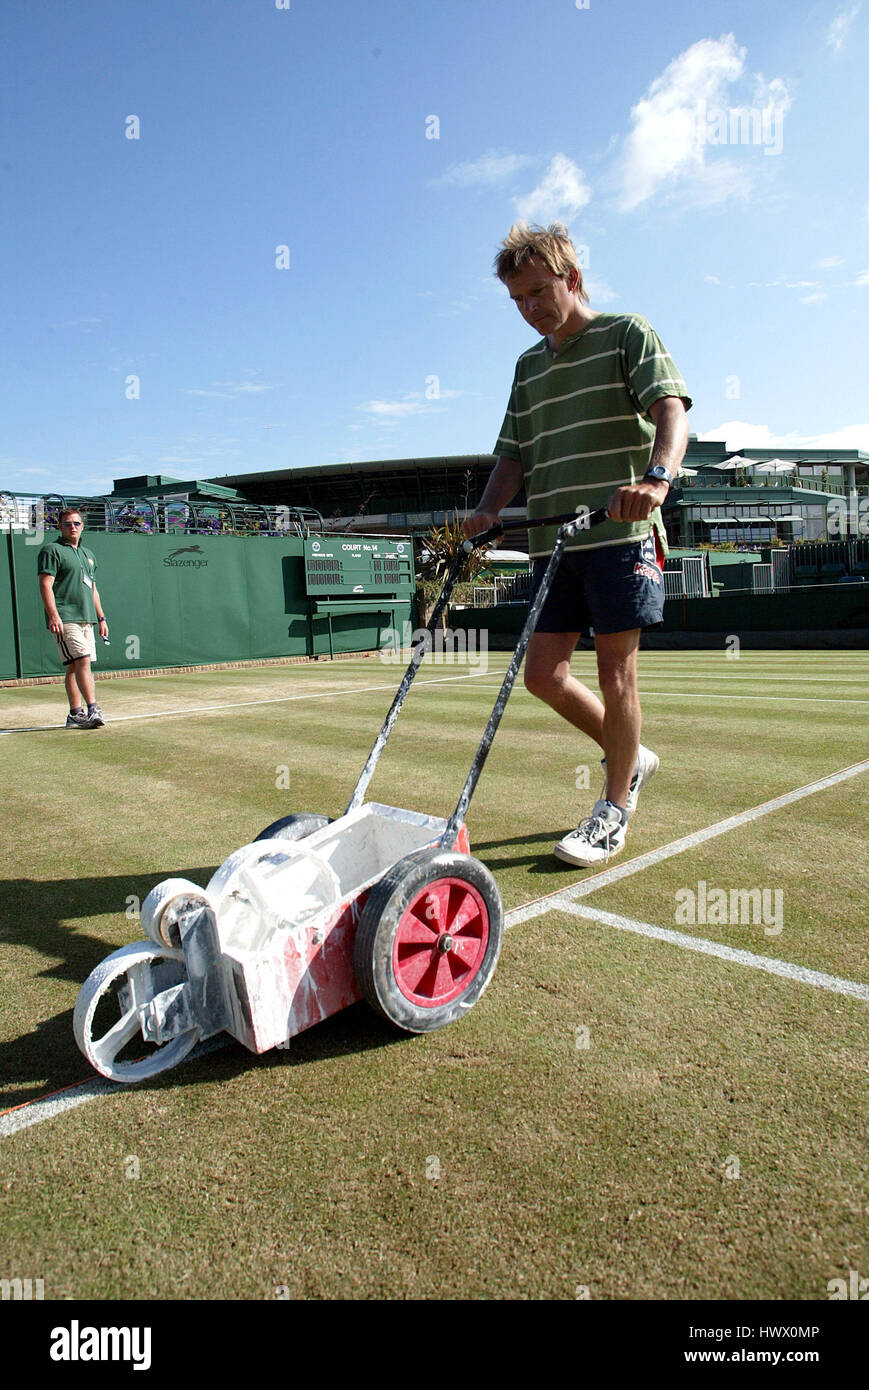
[464,220,691,867]
[73,509,607,1084]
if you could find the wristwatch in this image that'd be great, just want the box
[643,464,672,487]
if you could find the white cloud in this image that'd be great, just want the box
[700,421,869,450]
[614,35,792,212]
[817,255,844,268]
[827,3,861,52]
[358,389,466,425]
[583,275,618,304]
[704,274,721,284]
[430,150,534,189]
[181,373,272,399]
[515,154,591,222]
[800,291,828,305]
[854,270,869,286]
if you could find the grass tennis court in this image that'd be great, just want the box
[1,649,867,1299]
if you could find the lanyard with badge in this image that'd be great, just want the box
[73,544,94,589]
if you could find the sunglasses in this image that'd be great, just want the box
[62,520,83,527]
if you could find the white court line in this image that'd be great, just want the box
[0,1037,230,1141]
[506,758,869,928]
[599,673,869,684]
[421,680,869,705]
[557,902,869,1001]
[0,669,494,735]
[638,691,869,705]
[3,759,867,1140]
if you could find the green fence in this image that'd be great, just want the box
[448,584,869,642]
[2,531,414,679]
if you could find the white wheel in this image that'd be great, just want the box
[73,942,200,1083]
[141,878,214,949]
[206,840,342,952]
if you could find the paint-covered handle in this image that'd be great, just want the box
[462,507,609,553]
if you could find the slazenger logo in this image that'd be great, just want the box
[163,545,208,569]
[50,1320,152,1370]
[634,562,662,584]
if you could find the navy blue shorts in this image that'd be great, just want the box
[530,534,666,636]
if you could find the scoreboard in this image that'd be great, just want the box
[304,537,414,596]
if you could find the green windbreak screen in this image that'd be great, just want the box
[0,536,20,677]
[6,531,414,678]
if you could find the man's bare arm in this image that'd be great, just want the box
[608,396,689,523]
[647,395,689,476]
[461,456,524,538]
[38,573,63,634]
[92,583,108,635]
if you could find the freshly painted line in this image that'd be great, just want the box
[505,758,869,927]
[0,1076,118,1137]
[557,902,869,1001]
[0,669,494,734]
[0,1037,231,1140]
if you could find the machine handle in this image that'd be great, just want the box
[462,506,610,553]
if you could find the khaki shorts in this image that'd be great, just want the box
[54,622,97,665]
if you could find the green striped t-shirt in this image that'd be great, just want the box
[495,313,691,558]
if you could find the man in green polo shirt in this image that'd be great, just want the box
[463,222,691,867]
[37,509,109,728]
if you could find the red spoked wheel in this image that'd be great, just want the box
[353,848,503,1033]
[392,877,490,1007]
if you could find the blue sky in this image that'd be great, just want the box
[2,0,867,498]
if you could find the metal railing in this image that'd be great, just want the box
[0,491,325,538]
[751,564,775,594]
[472,572,533,607]
[679,475,867,495]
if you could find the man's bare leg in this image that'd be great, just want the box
[594,629,642,810]
[524,628,643,810]
[70,656,96,709]
[64,664,83,711]
[523,631,605,745]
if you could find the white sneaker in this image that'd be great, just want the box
[600,744,659,816]
[554,799,628,867]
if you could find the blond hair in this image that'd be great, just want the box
[494,221,588,303]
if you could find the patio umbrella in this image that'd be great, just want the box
[715,456,760,469]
